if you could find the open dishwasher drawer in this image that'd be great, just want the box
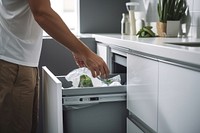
[42,66,127,133]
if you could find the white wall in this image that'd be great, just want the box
[130,0,200,38]
[187,0,200,38]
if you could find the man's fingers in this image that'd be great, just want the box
[89,64,109,78]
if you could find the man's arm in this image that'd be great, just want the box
[28,0,109,77]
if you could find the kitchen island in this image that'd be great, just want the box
[93,34,200,133]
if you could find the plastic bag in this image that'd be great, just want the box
[65,67,121,88]
[107,75,122,86]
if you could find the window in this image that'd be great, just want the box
[44,0,77,36]
[62,0,77,31]
[63,0,75,12]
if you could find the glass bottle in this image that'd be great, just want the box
[121,13,130,35]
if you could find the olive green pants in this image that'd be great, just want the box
[0,60,39,133]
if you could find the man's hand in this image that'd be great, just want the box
[73,53,86,68]
[73,52,109,78]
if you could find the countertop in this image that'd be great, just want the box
[93,34,200,68]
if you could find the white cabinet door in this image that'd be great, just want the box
[97,43,112,70]
[127,118,144,133]
[42,66,63,133]
[158,62,200,133]
[127,54,158,132]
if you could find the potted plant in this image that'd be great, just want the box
[157,0,187,37]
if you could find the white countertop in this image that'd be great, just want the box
[93,34,200,67]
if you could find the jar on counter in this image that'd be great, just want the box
[126,2,139,35]
[135,12,145,33]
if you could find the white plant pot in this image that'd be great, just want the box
[166,20,180,37]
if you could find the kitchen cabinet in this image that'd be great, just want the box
[158,62,200,133]
[94,34,200,133]
[127,53,158,132]
[127,118,144,133]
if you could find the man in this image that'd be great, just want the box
[0,0,109,133]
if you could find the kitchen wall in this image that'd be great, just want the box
[78,0,129,33]
[131,0,200,38]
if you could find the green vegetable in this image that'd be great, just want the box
[104,79,113,84]
[97,76,113,85]
[78,74,93,87]
[136,26,156,38]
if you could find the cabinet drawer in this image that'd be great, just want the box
[158,62,200,133]
[127,54,158,132]
[42,66,127,133]
[127,118,144,133]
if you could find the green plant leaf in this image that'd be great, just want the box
[157,0,187,21]
[168,0,176,20]
[163,3,167,22]
[157,3,161,19]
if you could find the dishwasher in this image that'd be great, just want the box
[42,66,127,133]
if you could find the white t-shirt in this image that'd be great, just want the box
[0,0,43,67]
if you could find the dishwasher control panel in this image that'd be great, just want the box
[62,93,126,105]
